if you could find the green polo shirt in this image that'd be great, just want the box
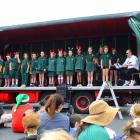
[56,57,65,72]
[48,57,56,72]
[21,59,29,73]
[75,54,84,71]
[11,58,19,71]
[66,56,75,71]
[38,56,47,70]
[4,60,10,75]
[101,53,111,68]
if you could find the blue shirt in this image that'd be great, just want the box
[38,112,69,135]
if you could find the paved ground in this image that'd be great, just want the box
[0,107,130,140]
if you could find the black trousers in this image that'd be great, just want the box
[125,68,139,81]
[119,68,139,81]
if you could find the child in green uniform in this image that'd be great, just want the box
[30,53,38,87]
[56,49,65,85]
[66,48,75,86]
[48,50,56,86]
[21,53,30,87]
[10,52,21,87]
[0,55,4,86]
[101,45,111,83]
[3,54,11,87]
[38,51,47,87]
[75,45,84,87]
[85,46,97,87]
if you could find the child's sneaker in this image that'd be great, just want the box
[123,80,130,86]
[129,80,136,86]
[21,85,26,88]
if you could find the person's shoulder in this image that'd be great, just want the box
[57,113,69,120]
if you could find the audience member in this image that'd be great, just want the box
[70,114,81,137]
[0,105,12,128]
[40,129,73,140]
[130,103,140,119]
[38,93,69,135]
[18,110,40,140]
[123,118,140,140]
[76,100,118,140]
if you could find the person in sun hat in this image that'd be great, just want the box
[12,94,33,133]
[76,100,119,140]
[3,53,11,87]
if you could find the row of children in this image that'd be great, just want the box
[0,45,119,87]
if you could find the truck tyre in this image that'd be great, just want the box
[72,92,94,114]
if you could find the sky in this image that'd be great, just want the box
[0,0,139,27]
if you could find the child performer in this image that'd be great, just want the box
[110,48,119,86]
[0,55,4,86]
[48,50,56,86]
[38,51,47,87]
[56,49,65,85]
[75,45,84,87]
[21,53,30,87]
[65,48,75,86]
[85,46,96,87]
[3,54,11,87]
[101,45,111,83]
[10,52,21,87]
[30,53,38,87]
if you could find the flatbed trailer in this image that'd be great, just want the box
[0,11,140,113]
[0,85,140,113]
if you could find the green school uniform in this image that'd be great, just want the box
[48,57,56,77]
[101,53,111,69]
[77,125,110,140]
[21,59,29,85]
[30,59,38,75]
[4,60,11,79]
[75,54,84,72]
[86,54,96,72]
[56,57,65,75]
[10,58,19,79]
[66,56,75,75]
[37,56,47,74]
[0,60,4,79]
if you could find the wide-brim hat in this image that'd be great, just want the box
[82,100,119,126]
[130,103,140,118]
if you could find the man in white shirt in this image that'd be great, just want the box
[122,49,139,86]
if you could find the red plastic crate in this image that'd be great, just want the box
[0,92,15,103]
[19,92,39,103]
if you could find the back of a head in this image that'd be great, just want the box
[45,93,64,118]
[40,129,72,140]
[70,114,81,128]
[130,103,140,118]
[22,111,40,133]
[124,118,140,140]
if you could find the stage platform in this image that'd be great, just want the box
[0,86,139,91]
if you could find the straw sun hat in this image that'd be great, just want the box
[82,100,119,126]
